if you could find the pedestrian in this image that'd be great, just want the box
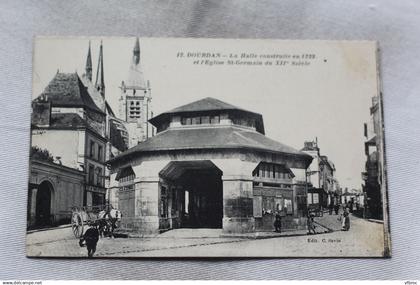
[334,203,340,215]
[342,208,351,231]
[274,211,282,233]
[349,199,354,213]
[328,201,334,215]
[307,213,316,235]
[80,223,100,257]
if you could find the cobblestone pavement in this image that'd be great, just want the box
[26,214,385,257]
[132,215,385,257]
[314,209,346,232]
[26,227,246,257]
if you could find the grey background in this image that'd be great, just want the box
[0,0,419,280]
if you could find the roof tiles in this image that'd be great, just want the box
[35,73,104,114]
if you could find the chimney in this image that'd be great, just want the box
[32,95,52,127]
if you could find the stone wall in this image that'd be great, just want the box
[28,159,84,228]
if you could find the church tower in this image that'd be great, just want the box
[119,37,154,148]
[85,41,92,81]
[95,41,105,98]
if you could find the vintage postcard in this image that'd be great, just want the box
[27,37,390,257]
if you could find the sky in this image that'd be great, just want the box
[32,37,378,190]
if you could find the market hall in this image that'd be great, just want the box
[108,97,313,235]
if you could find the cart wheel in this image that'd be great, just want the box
[71,213,84,238]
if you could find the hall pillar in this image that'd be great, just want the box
[222,176,255,233]
[212,159,258,234]
[118,160,169,235]
[133,177,160,234]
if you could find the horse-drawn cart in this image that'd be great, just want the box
[71,204,121,238]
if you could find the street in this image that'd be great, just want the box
[26,213,385,258]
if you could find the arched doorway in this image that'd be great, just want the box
[160,160,223,229]
[36,181,53,226]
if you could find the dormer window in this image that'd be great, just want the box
[201,116,210,124]
[210,115,220,124]
[181,115,220,126]
[181,117,192,125]
[192,117,201,125]
[252,162,294,181]
[149,98,266,135]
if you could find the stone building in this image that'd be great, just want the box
[29,40,129,226]
[362,96,384,219]
[31,74,109,207]
[80,41,129,189]
[108,97,312,235]
[28,156,84,228]
[301,140,338,209]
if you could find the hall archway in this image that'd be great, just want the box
[160,160,223,229]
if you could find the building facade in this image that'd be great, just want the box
[31,74,109,208]
[108,97,313,235]
[29,38,156,227]
[301,140,339,210]
[28,156,84,228]
[362,96,384,219]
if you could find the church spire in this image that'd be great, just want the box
[85,41,92,81]
[133,37,140,65]
[95,40,105,98]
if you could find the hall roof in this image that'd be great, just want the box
[34,72,104,114]
[149,97,265,134]
[109,125,312,166]
[167,97,248,113]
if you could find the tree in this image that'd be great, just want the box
[30,146,54,163]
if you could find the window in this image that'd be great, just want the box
[97,145,103,162]
[210,115,220,124]
[92,193,104,207]
[95,167,102,186]
[275,198,283,211]
[313,193,319,204]
[253,162,293,182]
[262,196,274,215]
[308,193,313,204]
[297,195,307,215]
[160,186,168,218]
[117,166,135,191]
[88,164,94,185]
[201,116,210,124]
[89,141,95,158]
[192,117,201,125]
[181,115,220,126]
[284,199,293,214]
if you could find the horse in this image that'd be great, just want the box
[97,208,122,238]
